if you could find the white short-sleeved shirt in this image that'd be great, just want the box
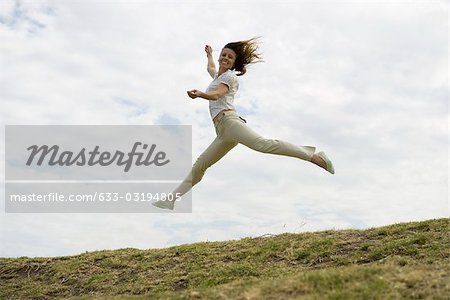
[206,69,239,120]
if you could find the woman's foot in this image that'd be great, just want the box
[152,200,175,210]
[311,152,335,174]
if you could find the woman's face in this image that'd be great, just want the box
[219,48,236,70]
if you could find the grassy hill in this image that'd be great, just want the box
[1,218,449,299]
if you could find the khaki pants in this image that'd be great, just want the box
[172,110,316,197]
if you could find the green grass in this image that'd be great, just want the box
[1,218,449,299]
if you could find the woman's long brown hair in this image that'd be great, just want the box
[224,36,263,76]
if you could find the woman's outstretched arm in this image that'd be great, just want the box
[187,84,229,101]
[205,45,216,78]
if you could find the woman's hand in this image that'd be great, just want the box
[205,45,213,56]
[187,89,202,99]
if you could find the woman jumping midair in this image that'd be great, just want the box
[153,37,334,210]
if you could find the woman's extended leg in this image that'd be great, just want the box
[171,136,238,198]
[152,135,237,210]
[220,116,316,161]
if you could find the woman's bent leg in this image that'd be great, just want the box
[221,117,315,161]
[171,136,238,198]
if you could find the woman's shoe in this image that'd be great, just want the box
[316,151,335,174]
[152,200,175,210]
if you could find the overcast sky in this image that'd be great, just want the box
[0,0,448,258]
